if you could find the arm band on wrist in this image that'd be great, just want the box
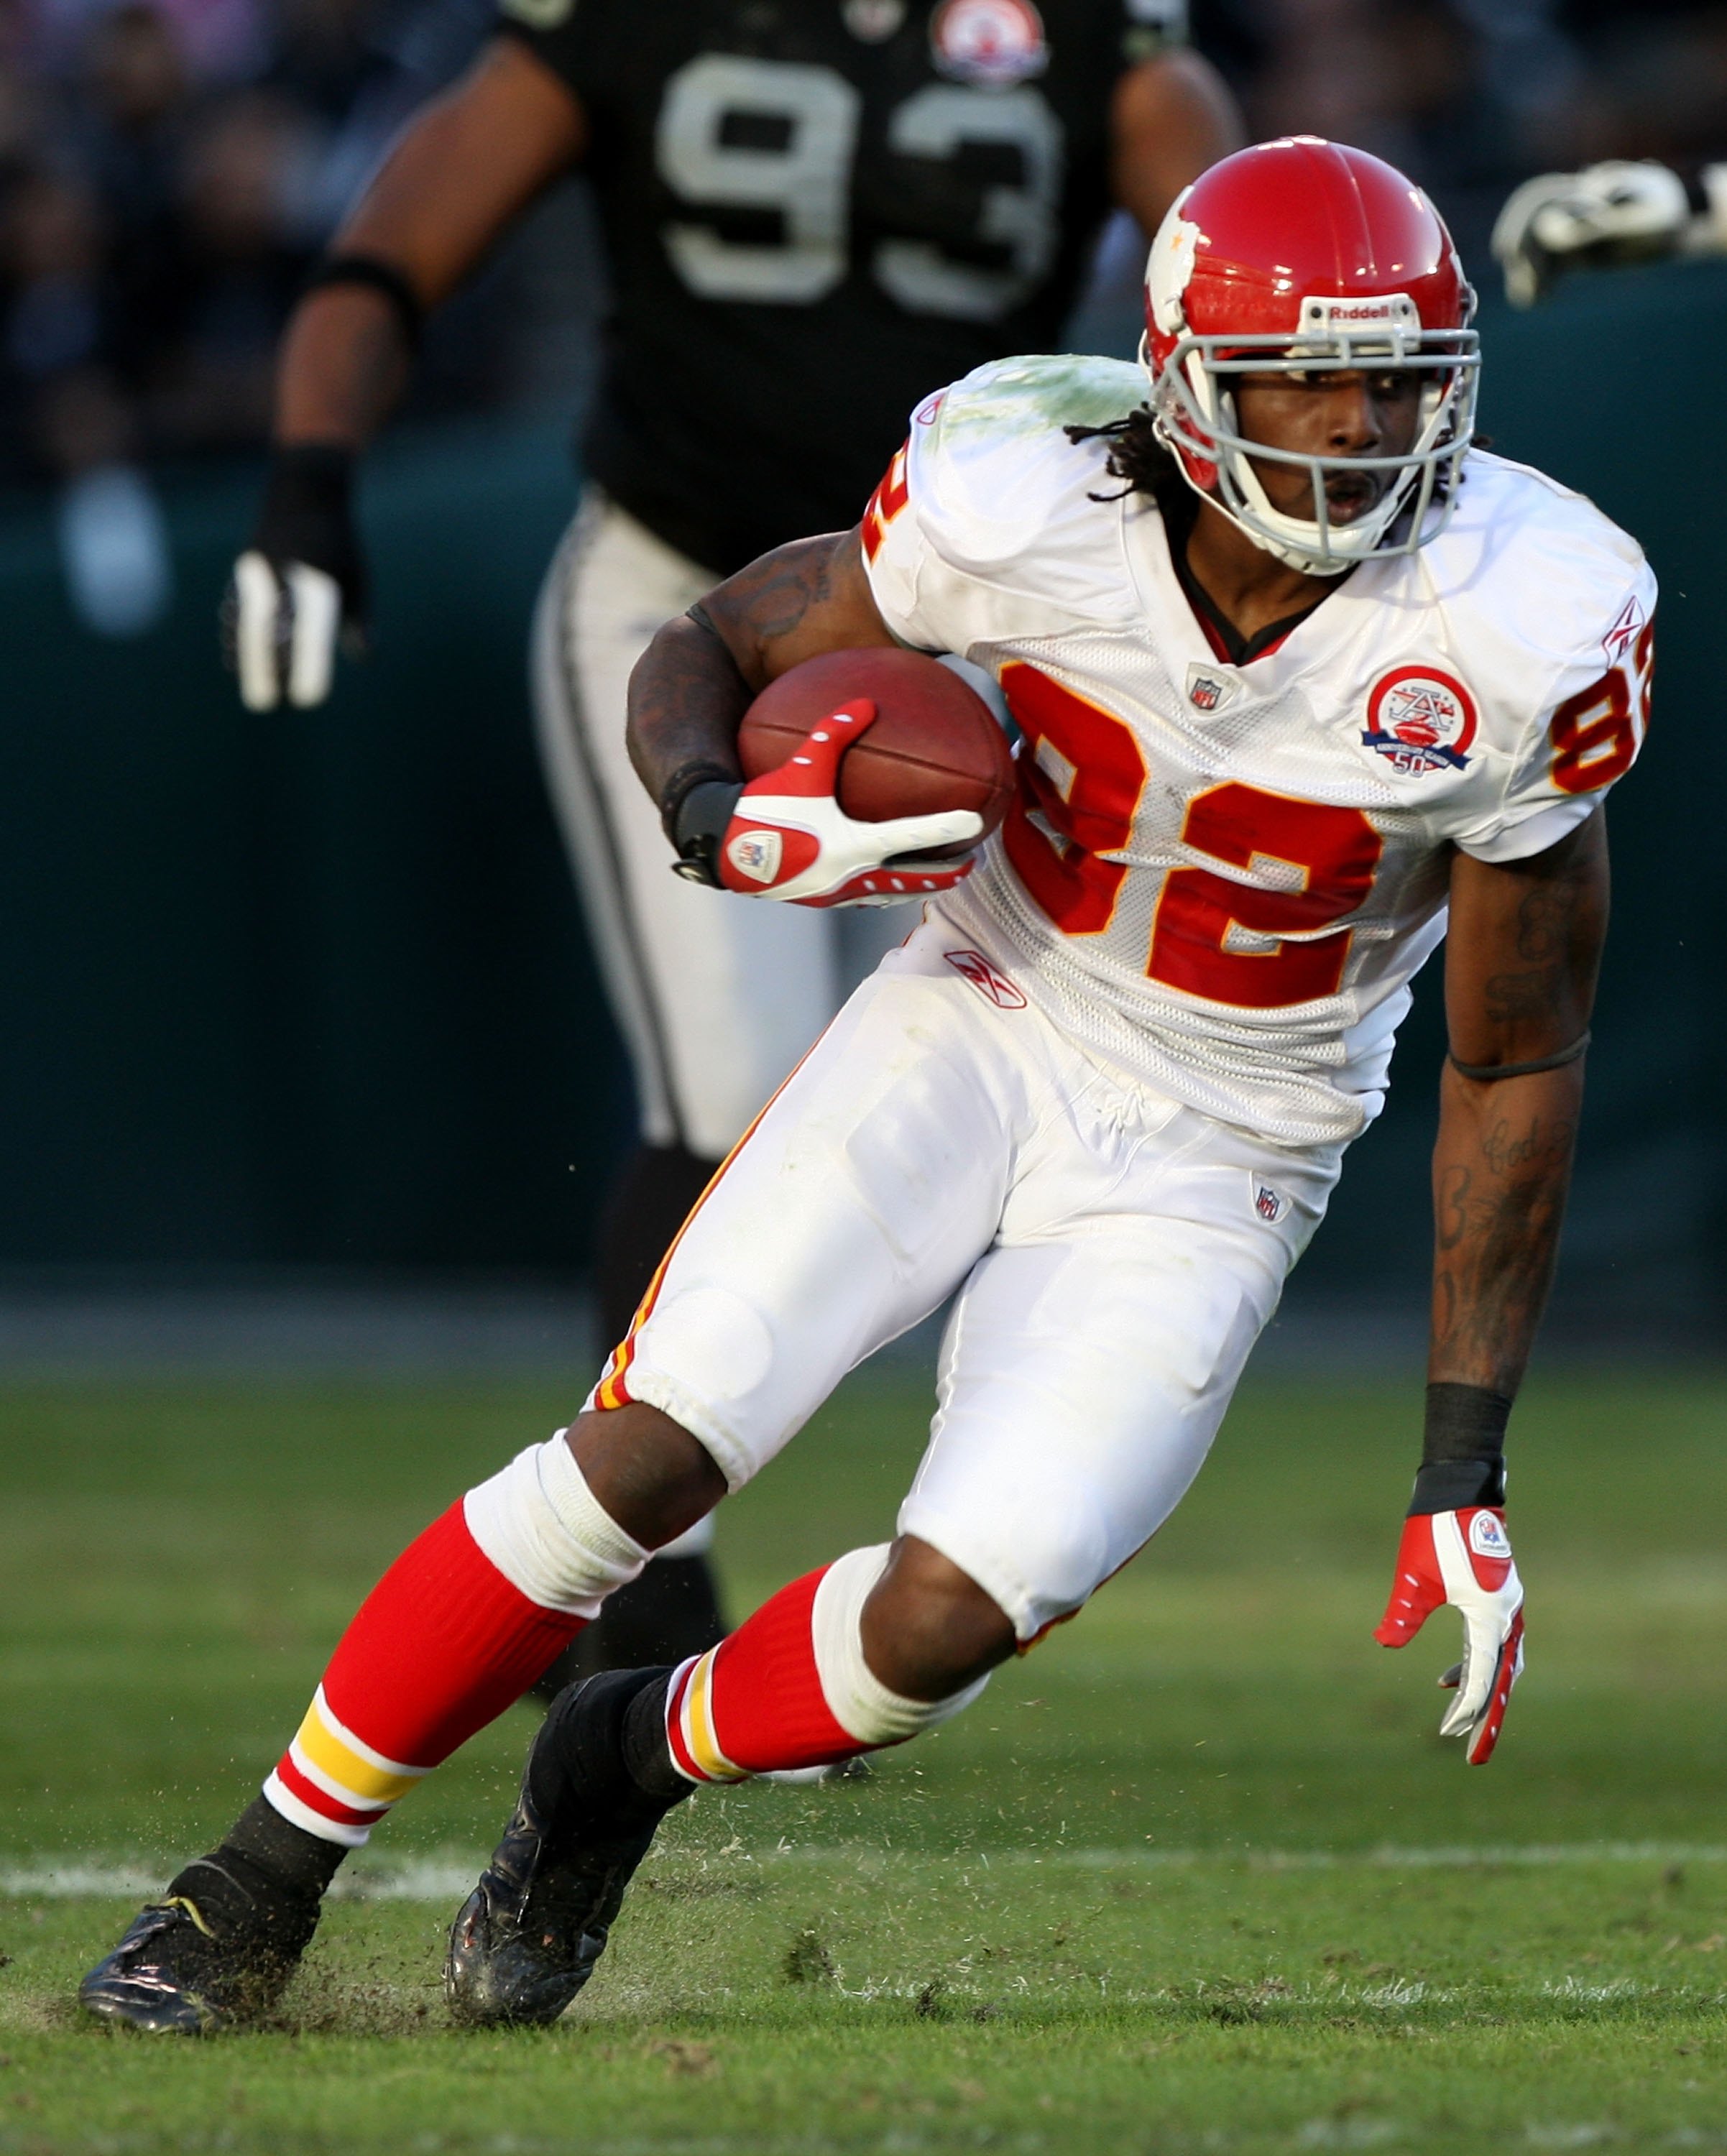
[659,759,740,844]
[1408,1381,1511,1514]
[666,778,743,889]
[302,254,425,351]
[1449,1031,1589,1082]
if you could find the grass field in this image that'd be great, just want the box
[4,1364,1727,2152]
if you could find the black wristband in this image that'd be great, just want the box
[668,778,743,889]
[659,759,739,842]
[1408,1381,1511,1515]
[303,253,425,351]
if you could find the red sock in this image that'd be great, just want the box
[264,1502,584,1843]
[666,1565,863,1781]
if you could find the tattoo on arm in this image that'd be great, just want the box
[626,610,750,805]
[1429,1084,1580,1392]
[1448,814,1607,1064]
[626,528,887,816]
[1432,816,1607,1393]
[714,540,837,655]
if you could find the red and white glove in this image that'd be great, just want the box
[717,699,984,909]
[1375,1507,1524,1764]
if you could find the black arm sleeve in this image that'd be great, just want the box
[492,0,598,99]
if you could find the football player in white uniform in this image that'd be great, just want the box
[82,138,1652,2033]
[223,0,1239,1692]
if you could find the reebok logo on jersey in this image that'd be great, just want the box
[727,829,783,885]
[1361,665,1478,776]
[1603,592,1647,665]
[944,949,1027,1009]
[930,0,1048,83]
[1469,1512,1512,1561]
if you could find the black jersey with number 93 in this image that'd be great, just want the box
[495,0,1182,574]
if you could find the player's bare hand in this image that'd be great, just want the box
[715,700,982,908]
[225,446,367,711]
[1374,1506,1524,1764]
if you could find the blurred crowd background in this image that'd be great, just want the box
[4,0,1726,500]
[0,0,603,502]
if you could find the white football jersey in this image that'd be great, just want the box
[862,356,1655,1146]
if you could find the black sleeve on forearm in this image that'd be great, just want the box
[1407,1382,1511,1515]
[492,0,595,101]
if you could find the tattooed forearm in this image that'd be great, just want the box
[625,525,894,816]
[1433,815,1607,1394]
[625,611,750,805]
[1480,1113,1576,1178]
[1428,1068,1583,1393]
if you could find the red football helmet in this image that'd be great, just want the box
[1143,138,1478,573]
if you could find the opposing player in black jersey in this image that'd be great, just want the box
[227,0,1239,1686]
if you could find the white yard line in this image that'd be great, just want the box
[5,1842,1725,1900]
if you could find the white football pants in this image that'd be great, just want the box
[531,492,904,1164]
[589,908,1347,1640]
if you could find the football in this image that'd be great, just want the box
[738,648,1016,849]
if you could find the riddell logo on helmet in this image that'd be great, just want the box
[1300,295,1418,327]
[1294,295,1420,355]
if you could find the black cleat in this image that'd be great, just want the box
[528,1555,725,1707]
[446,1667,688,2028]
[78,1854,321,2035]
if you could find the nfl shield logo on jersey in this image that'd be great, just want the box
[929,0,1049,83]
[1360,665,1479,777]
[1250,1179,1290,1226]
[1184,663,1238,714]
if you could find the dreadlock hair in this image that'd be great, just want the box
[1066,409,1493,518]
[1064,407,1179,504]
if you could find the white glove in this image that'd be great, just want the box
[717,698,984,908]
[232,553,345,711]
[1493,161,1689,306]
[1375,1507,1524,1765]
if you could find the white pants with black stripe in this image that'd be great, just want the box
[530,491,904,1164]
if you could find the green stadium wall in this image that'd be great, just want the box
[0,262,1721,1326]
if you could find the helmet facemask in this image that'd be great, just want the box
[1144,295,1480,576]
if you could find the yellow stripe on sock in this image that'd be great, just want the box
[293,1700,423,1807]
[683,1650,747,1782]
